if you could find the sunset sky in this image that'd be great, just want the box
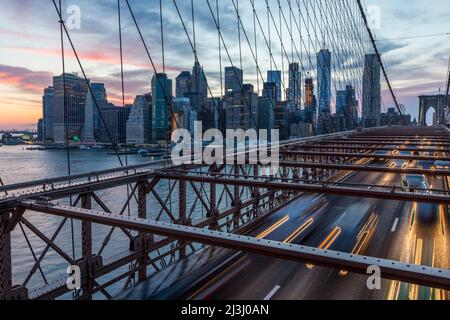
[0,0,449,130]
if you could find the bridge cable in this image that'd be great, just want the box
[52,1,129,169]
[124,0,181,141]
[356,0,406,125]
[319,0,364,127]
[445,55,450,111]
[216,0,224,111]
[173,0,258,130]
[253,2,260,94]
[230,0,308,133]
[117,0,131,217]
[249,0,315,135]
[51,1,141,217]
[57,0,76,263]
[261,0,323,130]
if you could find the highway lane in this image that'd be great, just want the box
[187,165,408,300]
[186,159,450,300]
[116,193,340,300]
[385,164,449,300]
[117,164,375,300]
[117,159,450,300]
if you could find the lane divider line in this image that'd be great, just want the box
[391,218,399,233]
[263,285,281,301]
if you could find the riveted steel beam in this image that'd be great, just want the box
[18,203,450,291]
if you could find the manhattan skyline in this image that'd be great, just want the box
[0,0,448,130]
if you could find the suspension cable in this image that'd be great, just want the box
[124,0,180,134]
[356,0,406,125]
[57,0,76,263]
[117,0,132,217]
[175,0,258,129]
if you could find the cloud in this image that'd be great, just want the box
[0,64,53,93]
[0,0,448,128]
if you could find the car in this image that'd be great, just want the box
[388,150,411,168]
[433,161,450,170]
[417,160,435,170]
[401,174,429,193]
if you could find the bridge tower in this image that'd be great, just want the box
[418,94,447,126]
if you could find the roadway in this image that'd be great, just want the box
[183,159,450,300]
[117,159,450,300]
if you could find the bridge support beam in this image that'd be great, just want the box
[80,193,93,299]
[20,202,450,291]
[251,165,261,219]
[232,165,242,230]
[178,178,187,259]
[137,180,148,281]
[208,165,220,230]
[0,213,12,300]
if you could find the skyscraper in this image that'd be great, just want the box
[267,70,282,102]
[42,86,53,141]
[52,73,89,143]
[304,77,316,125]
[97,104,130,145]
[258,96,276,132]
[126,94,152,145]
[37,119,44,141]
[190,61,208,110]
[83,83,107,142]
[288,63,302,109]
[173,97,197,136]
[362,54,381,128]
[317,49,332,113]
[336,85,359,131]
[262,82,278,101]
[201,97,220,131]
[225,66,243,94]
[224,84,257,130]
[152,73,173,142]
[336,90,347,115]
[304,77,315,109]
[176,71,191,98]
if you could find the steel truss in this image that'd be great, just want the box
[20,202,450,291]
[0,127,449,300]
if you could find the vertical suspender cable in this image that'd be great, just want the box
[117,0,131,217]
[278,1,285,101]
[160,0,172,217]
[356,0,406,125]
[160,0,166,75]
[216,0,224,130]
[58,0,76,263]
[253,3,260,95]
[236,0,245,128]
[267,2,272,71]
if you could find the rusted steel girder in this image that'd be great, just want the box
[281,151,450,162]
[276,161,450,176]
[283,145,450,154]
[80,193,93,299]
[323,139,450,147]
[22,190,295,300]
[158,172,450,205]
[349,136,450,140]
[0,213,12,300]
[18,203,450,291]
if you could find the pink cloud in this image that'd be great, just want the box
[12,46,182,73]
[0,64,53,93]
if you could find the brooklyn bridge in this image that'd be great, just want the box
[0,0,449,300]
